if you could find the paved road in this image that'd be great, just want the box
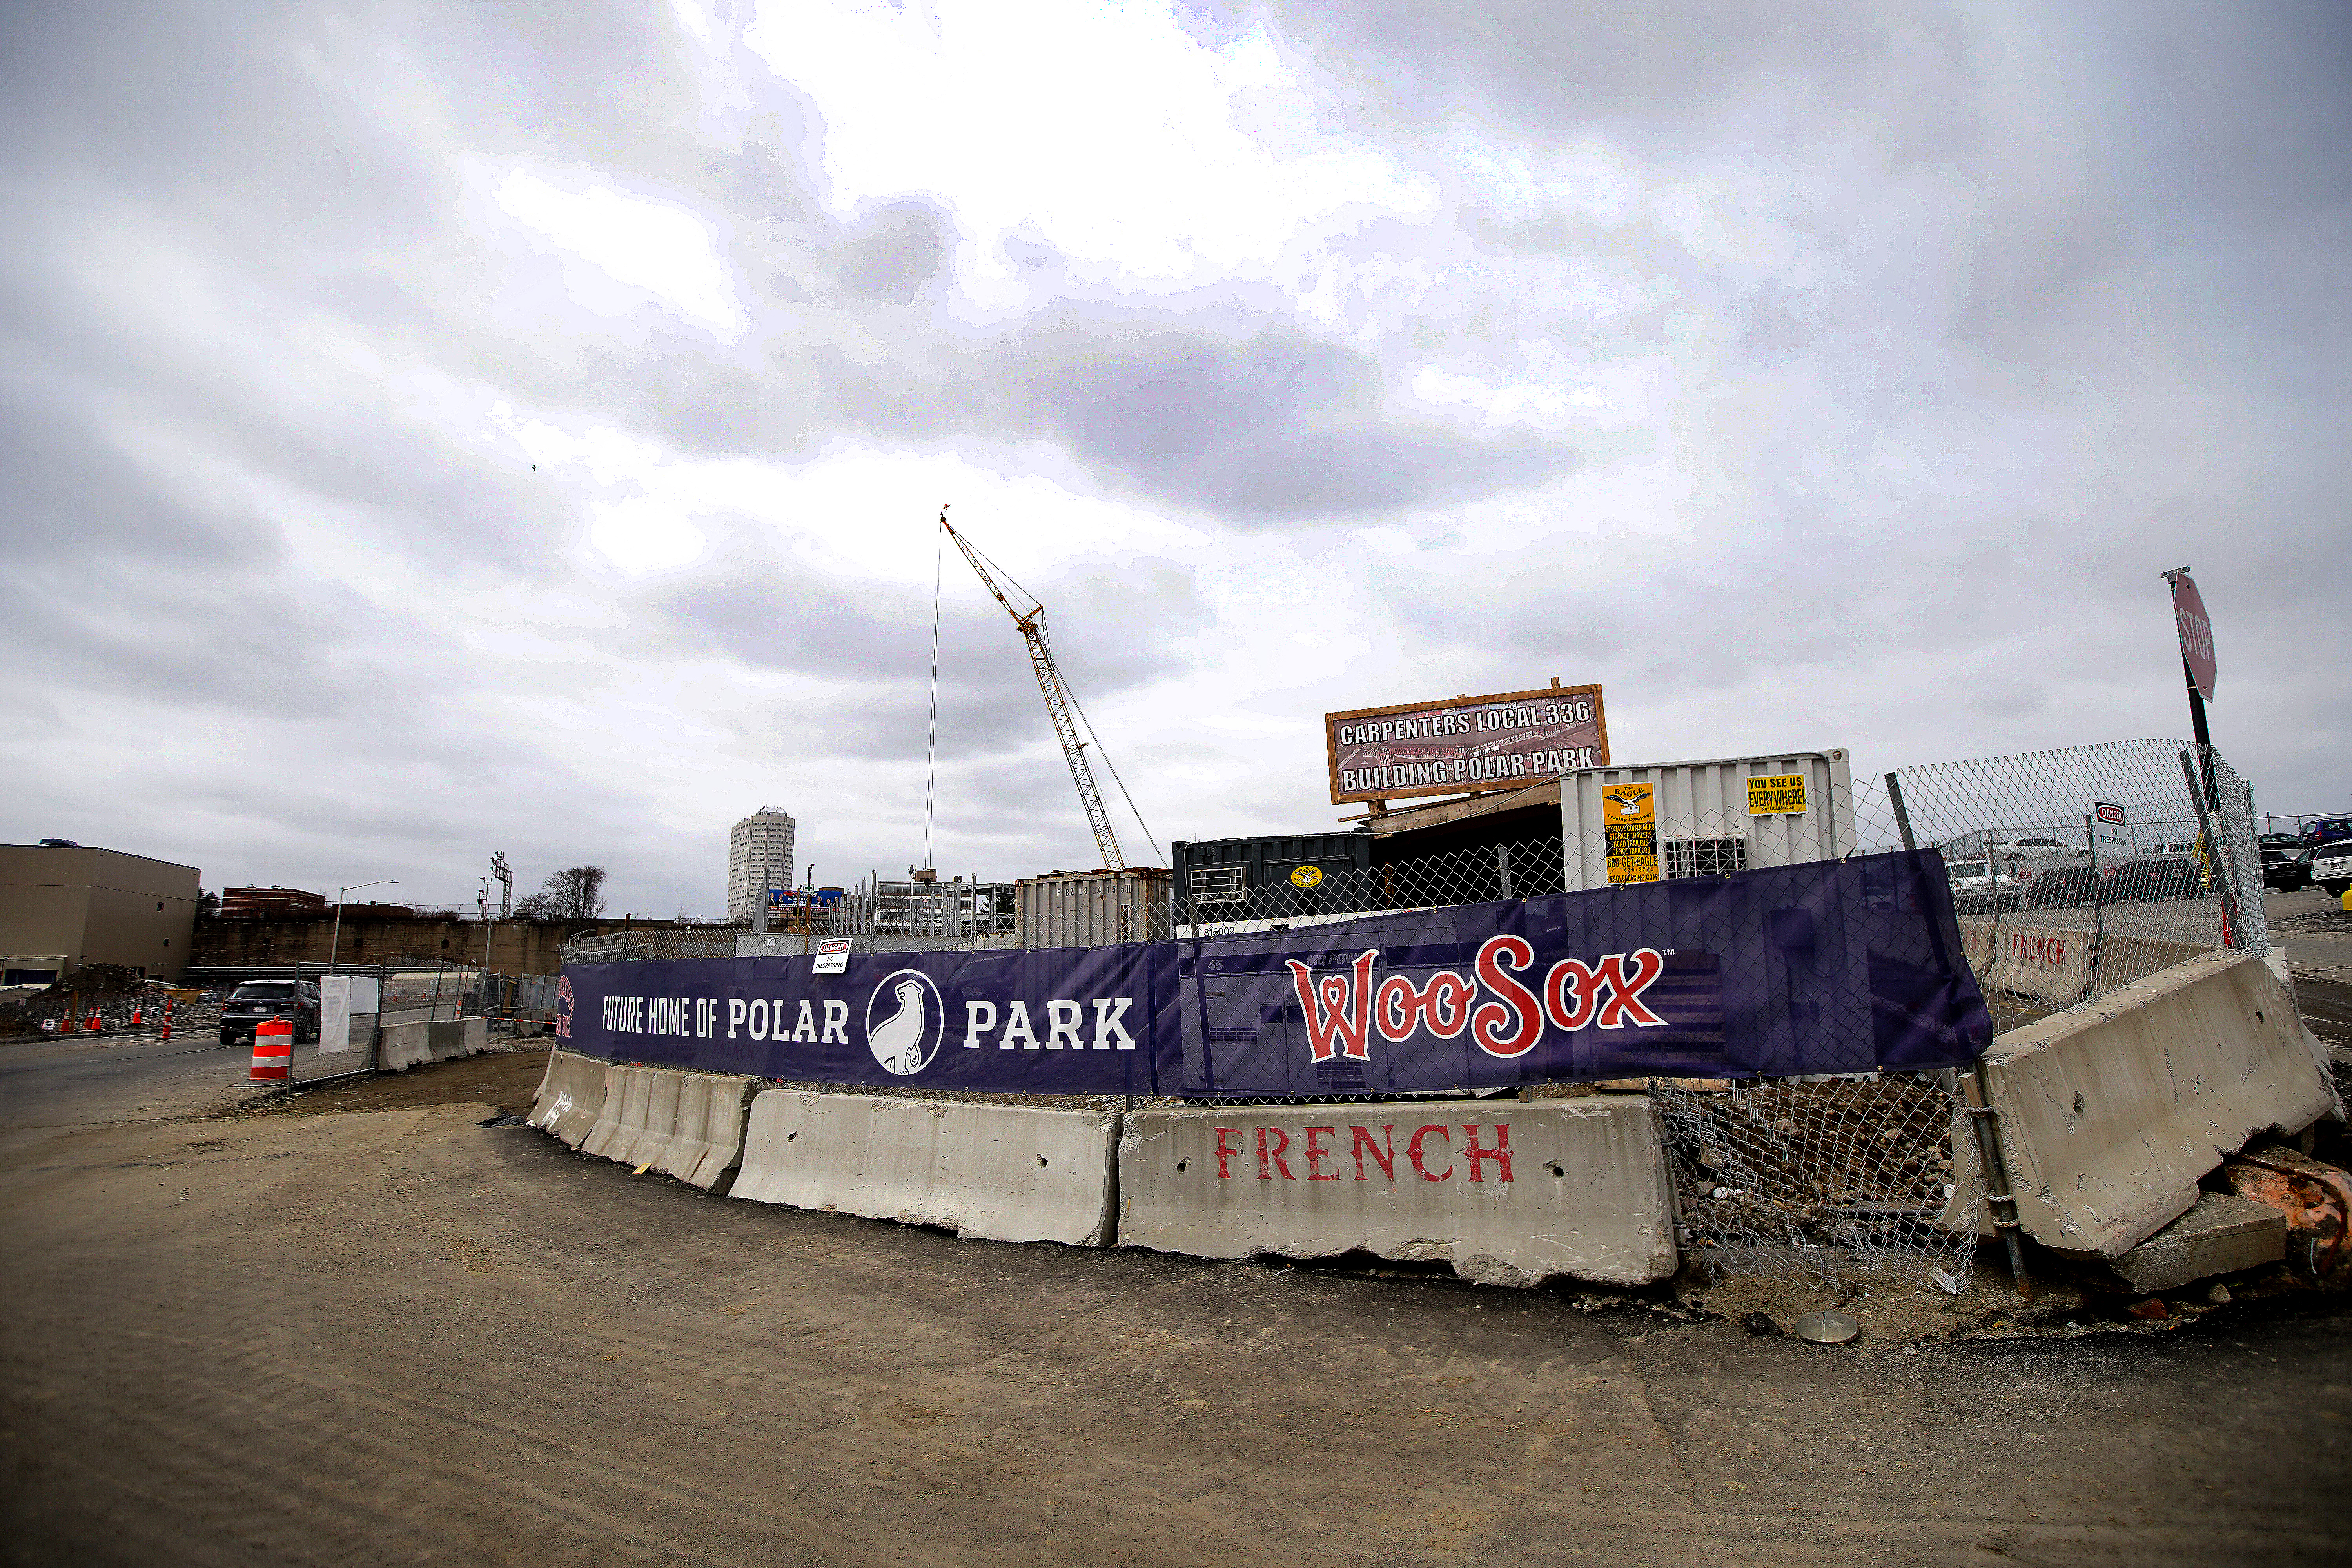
[2,1031,2348,1563]
[0,1004,458,1149]
[2269,887,2352,986]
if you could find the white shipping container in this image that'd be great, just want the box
[1561,749,1855,893]
[1015,868,1173,949]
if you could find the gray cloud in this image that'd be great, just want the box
[4,0,2345,915]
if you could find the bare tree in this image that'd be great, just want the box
[518,866,609,920]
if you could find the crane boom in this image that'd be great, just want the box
[940,509,1126,870]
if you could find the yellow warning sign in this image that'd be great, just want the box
[1746,773,1808,816]
[1289,865,1324,888]
[1602,782,1659,884]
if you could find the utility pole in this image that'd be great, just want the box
[477,878,493,1018]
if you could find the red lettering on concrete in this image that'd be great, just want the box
[1257,1126,1294,1181]
[1215,1127,1244,1178]
[1408,1124,1453,1181]
[1303,1126,1340,1181]
[1463,1123,1514,1184]
[1351,1124,1396,1181]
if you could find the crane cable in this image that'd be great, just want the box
[953,525,1163,867]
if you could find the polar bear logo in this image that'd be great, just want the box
[865,969,944,1076]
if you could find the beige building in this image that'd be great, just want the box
[726,807,798,920]
[0,842,202,984]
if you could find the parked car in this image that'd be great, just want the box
[2301,818,2352,848]
[1989,836,2081,858]
[219,980,321,1047]
[2025,865,2107,909]
[2316,841,2352,898]
[2259,832,2303,853]
[1946,858,2020,913]
[2106,854,2206,904]
[2267,846,2319,893]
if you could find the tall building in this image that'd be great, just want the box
[726,808,798,919]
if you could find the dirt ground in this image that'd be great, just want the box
[4,1051,2351,1565]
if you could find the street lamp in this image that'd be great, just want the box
[330,880,399,968]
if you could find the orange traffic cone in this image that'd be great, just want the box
[250,1019,293,1081]
[160,1001,174,1040]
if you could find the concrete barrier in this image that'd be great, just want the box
[658,1072,757,1191]
[730,1091,1120,1247]
[1117,1098,1677,1287]
[378,1019,436,1073]
[528,1049,612,1148]
[573,1064,757,1191]
[1978,949,2335,1258]
[1958,918,2212,1009]
[428,1017,487,1062]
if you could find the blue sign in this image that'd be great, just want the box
[559,851,1988,1096]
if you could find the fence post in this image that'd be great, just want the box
[1961,1067,2033,1299]
[1884,772,1916,851]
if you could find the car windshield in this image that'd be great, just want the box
[1950,861,1986,876]
[2321,842,2352,859]
[231,984,296,1001]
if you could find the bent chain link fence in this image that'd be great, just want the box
[1650,1075,1982,1292]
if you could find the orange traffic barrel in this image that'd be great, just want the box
[250,1018,294,1081]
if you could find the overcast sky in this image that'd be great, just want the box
[5,0,2345,915]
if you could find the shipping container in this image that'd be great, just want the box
[1560,749,1855,893]
[1169,831,1374,918]
[1014,867,1172,949]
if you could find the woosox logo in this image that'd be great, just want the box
[1285,935,1670,1062]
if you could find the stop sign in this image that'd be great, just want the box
[2169,571,2217,702]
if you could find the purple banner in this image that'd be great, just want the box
[557,851,1989,1095]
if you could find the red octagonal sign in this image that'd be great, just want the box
[2169,571,2217,702]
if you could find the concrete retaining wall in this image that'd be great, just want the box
[1980,949,2335,1258]
[528,1049,612,1148]
[730,1091,1120,1247]
[1117,1098,1677,1287]
[575,1064,756,1191]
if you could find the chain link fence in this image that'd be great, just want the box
[1653,1076,1982,1292]
[1173,835,1566,938]
[1863,739,2263,1036]
[555,735,2267,1296]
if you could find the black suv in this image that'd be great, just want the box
[220,981,321,1047]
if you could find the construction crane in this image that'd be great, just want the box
[939,506,1125,870]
